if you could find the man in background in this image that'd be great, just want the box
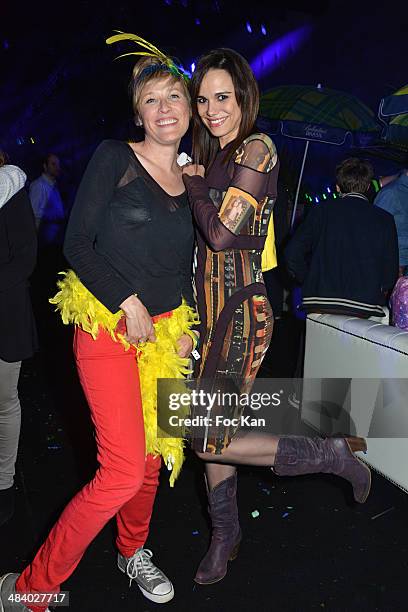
[285,157,399,319]
[29,153,66,246]
[284,158,399,409]
[374,168,408,277]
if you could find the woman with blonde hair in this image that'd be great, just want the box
[0,35,197,610]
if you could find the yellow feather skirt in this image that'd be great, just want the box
[50,270,199,486]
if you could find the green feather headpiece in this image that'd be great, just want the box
[106,31,190,83]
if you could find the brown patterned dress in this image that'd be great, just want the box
[183,133,279,453]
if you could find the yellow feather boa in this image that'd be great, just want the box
[50,270,199,486]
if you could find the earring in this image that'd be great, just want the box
[135,116,143,127]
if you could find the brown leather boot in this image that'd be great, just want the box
[273,436,371,503]
[194,473,241,585]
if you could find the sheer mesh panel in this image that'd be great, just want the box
[117,151,185,213]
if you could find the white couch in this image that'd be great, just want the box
[301,313,408,492]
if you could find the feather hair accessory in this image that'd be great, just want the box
[106,31,190,82]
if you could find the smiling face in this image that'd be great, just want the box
[137,75,191,146]
[196,68,242,148]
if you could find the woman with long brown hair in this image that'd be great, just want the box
[182,48,371,585]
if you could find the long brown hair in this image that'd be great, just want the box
[190,48,259,167]
[0,149,9,167]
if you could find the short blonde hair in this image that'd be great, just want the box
[130,56,190,120]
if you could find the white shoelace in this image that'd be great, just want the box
[126,548,163,587]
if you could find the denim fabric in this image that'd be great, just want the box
[375,174,408,266]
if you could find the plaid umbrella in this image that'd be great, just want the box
[378,85,408,150]
[259,84,379,146]
[258,85,380,226]
[384,113,408,150]
[379,84,408,118]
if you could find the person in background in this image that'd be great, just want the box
[285,158,399,319]
[0,152,37,527]
[391,275,408,330]
[374,167,408,277]
[0,150,26,203]
[366,172,400,203]
[29,153,66,245]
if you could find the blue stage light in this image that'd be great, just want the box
[251,25,313,79]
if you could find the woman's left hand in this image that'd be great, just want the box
[177,333,194,358]
[182,164,205,178]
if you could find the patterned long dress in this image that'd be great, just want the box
[184,133,279,453]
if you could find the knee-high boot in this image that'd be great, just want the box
[194,473,241,585]
[273,436,371,503]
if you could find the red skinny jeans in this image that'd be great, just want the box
[16,324,161,610]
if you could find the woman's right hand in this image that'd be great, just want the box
[120,295,156,345]
[182,163,205,178]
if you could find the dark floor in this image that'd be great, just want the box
[1,266,407,612]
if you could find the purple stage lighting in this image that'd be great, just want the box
[250,25,312,79]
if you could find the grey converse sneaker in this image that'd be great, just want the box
[117,548,174,604]
[0,573,51,612]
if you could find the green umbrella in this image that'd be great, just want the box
[259,85,380,226]
[378,85,408,150]
[260,84,379,141]
[379,83,408,118]
[386,113,408,150]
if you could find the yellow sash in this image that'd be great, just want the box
[261,215,277,272]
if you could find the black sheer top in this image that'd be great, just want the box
[64,140,194,315]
